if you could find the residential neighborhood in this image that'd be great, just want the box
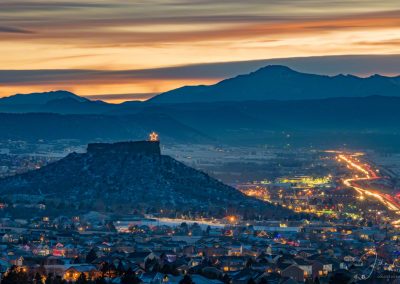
[0,212,398,283]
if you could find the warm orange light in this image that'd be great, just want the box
[338,153,400,214]
[228,216,236,223]
[149,132,159,141]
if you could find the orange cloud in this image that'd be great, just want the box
[0,1,400,101]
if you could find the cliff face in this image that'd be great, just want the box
[87,141,161,156]
[0,141,291,218]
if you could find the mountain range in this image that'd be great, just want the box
[0,90,87,105]
[0,90,112,114]
[1,65,400,149]
[0,140,292,219]
[1,66,400,113]
[0,95,399,149]
[150,65,400,103]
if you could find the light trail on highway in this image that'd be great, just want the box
[337,153,400,226]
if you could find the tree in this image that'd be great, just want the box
[2,266,29,284]
[221,274,231,284]
[259,277,268,284]
[106,221,117,232]
[37,263,47,277]
[76,273,88,284]
[117,261,126,276]
[145,257,160,272]
[45,273,54,284]
[108,263,117,277]
[329,270,352,284]
[73,256,82,264]
[180,222,189,234]
[53,276,66,284]
[100,262,109,277]
[85,249,98,263]
[34,272,43,283]
[179,275,193,284]
[305,278,314,284]
[245,258,254,268]
[95,277,107,284]
[206,226,211,236]
[121,268,141,284]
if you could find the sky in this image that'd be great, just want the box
[1,0,400,103]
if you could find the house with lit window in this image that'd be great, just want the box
[312,259,333,278]
[63,265,100,282]
[280,264,306,282]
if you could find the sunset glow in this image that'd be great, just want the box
[1,0,400,102]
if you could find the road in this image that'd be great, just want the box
[337,153,400,225]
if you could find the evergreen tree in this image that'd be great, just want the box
[45,273,54,284]
[85,249,98,263]
[73,256,82,264]
[100,262,109,277]
[259,277,268,284]
[121,268,141,284]
[2,266,29,284]
[76,273,88,284]
[305,278,313,284]
[206,226,211,236]
[221,274,231,284]
[245,258,254,268]
[108,263,117,277]
[144,257,160,272]
[95,277,107,284]
[179,275,193,284]
[117,261,126,276]
[34,272,43,283]
[329,270,352,284]
[53,276,66,284]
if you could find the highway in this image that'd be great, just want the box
[337,154,400,225]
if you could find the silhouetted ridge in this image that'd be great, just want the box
[149,65,400,103]
[0,90,87,105]
[256,65,297,74]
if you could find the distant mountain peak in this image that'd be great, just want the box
[369,74,385,79]
[0,90,119,114]
[39,90,75,96]
[16,90,78,99]
[0,90,88,105]
[243,65,300,78]
[150,65,400,103]
[257,65,296,73]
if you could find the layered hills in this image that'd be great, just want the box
[1,66,400,149]
[2,66,400,114]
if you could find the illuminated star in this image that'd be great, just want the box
[149,131,159,141]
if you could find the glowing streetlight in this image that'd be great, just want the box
[227,216,236,223]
